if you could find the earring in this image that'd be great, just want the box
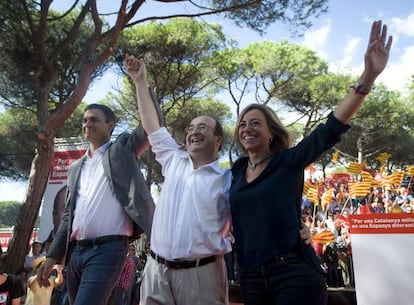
[268,137,274,145]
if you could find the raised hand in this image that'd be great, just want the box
[364,20,393,78]
[125,54,147,84]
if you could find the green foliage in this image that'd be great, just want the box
[0,109,36,179]
[213,40,329,112]
[113,18,230,120]
[279,72,352,136]
[213,0,328,35]
[165,97,232,146]
[116,18,228,105]
[0,7,109,109]
[334,84,414,168]
[0,201,22,228]
[0,106,85,179]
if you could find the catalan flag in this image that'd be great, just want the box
[361,171,381,187]
[348,181,371,197]
[376,152,391,164]
[331,150,339,163]
[307,187,319,205]
[312,230,335,244]
[406,165,414,177]
[347,162,362,175]
[386,171,404,186]
[321,188,335,208]
[303,179,314,195]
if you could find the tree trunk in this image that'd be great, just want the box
[4,134,54,274]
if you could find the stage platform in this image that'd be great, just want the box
[229,284,357,305]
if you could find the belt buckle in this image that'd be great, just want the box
[170,261,182,269]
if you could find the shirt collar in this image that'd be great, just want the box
[186,155,224,174]
[85,140,112,158]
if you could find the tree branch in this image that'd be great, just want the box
[125,0,262,28]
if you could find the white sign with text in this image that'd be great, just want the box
[350,213,414,305]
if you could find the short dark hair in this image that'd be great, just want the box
[212,118,224,151]
[53,185,67,210]
[212,118,223,138]
[85,104,116,123]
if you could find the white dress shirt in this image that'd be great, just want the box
[148,127,232,260]
[71,141,133,240]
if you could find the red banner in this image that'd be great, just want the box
[0,230,38,250]
[38,144,86,242]
[49,149,85,182]
[349,213,414,234]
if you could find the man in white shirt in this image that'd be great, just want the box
[126,55,313,305]
[126,55,231,305]
[37,98,162,305]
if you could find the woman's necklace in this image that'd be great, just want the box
[248,155,273,172]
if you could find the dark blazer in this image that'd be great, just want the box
[48,88,163,263]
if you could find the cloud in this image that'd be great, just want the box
[302,20,331,59]
[336,44,414,93]
[339,36,362,68]
[374,12,414,92]
[327,35,363,77]
[380,45,414,92]
[390,13,414,37]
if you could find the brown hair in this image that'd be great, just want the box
[234,104,293,155]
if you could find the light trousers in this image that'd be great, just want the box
[140,255,228,305]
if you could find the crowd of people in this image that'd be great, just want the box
[0,238,148,305]
[0,20,393,305]
[13,180,413,304]
[300,177,414,290]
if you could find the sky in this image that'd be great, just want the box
[1,0,414,202]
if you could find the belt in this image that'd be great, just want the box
[73,235,128,248]
[150,250,219,269]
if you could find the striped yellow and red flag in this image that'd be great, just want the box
[312,230,335,244]
[361,171,381,187]
[321,188,334,207]
[376,152,391,164]
[387,170,404,186]
[303,179,314,195]
[307,187,319,205]
[331,150,339,163]
[406,165,414,177]
[347,162,362,175]
[348,181,371,197]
